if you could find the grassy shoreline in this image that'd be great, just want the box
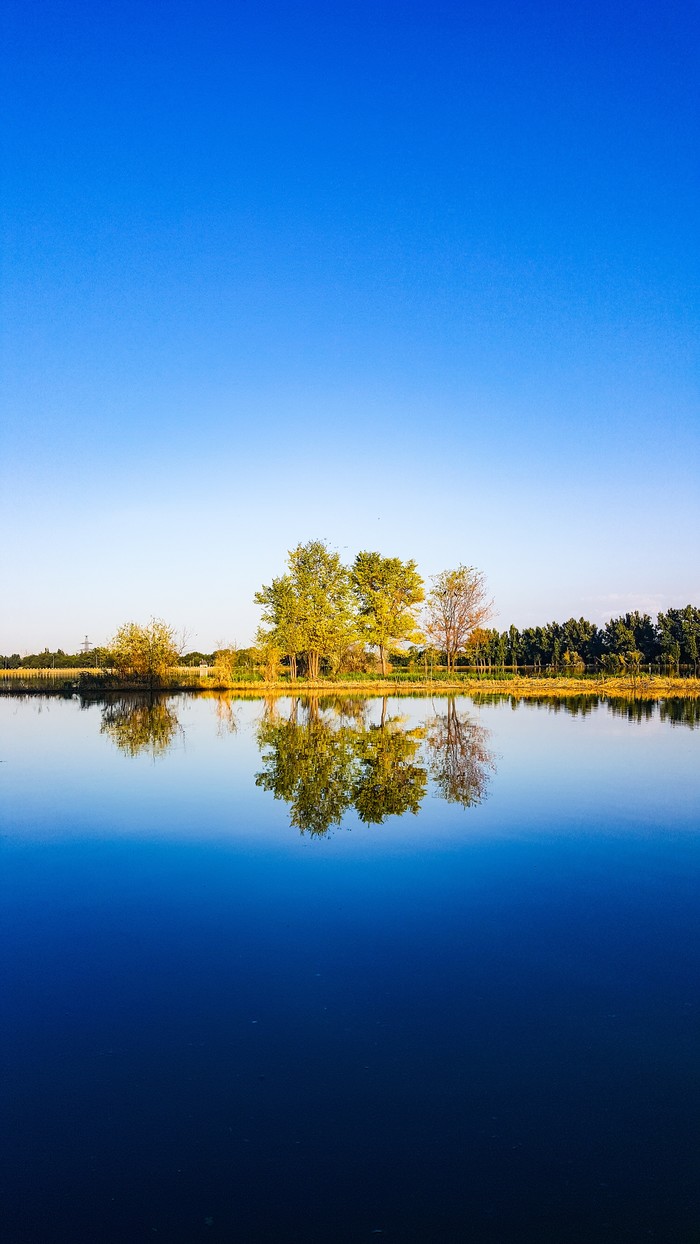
[1,669,699,700]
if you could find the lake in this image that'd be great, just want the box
[1,692,699,1242]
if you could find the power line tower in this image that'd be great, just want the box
[81,635,92,655]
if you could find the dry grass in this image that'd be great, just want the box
[2,668,698,701]
[199,674,700,698]
[0,667,93,678]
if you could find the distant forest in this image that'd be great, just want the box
[4,606,699,676]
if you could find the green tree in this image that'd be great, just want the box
[109,618,180,687]
[254,634,283,682]
[352,551,424,677]
[254,574,305,678]
[255,540,355,679]
[658,605,700,674]
[508,624,520,673]
[424,566,494,673]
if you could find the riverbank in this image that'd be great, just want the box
[1,669,699,700]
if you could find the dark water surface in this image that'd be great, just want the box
[1,693,699,1243]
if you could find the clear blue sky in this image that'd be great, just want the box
[2,0,698,652]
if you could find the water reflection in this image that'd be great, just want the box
[254,697,431,834]
[90,690,698,833]
[254,695,494,835]
[99,696,183,758]
[201,690,240,736]
[659,697,700,728]
[469,692,700,728]
[425,699,495,807]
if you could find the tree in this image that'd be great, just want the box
[254,574,304,679]
[352,552,424,677]
[109,618,180,686]
[424,566,494,673]
[254,635,283,682]
[658,605,700,674]
[255,540,355,679]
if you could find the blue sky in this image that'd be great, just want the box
[2,0,698,652]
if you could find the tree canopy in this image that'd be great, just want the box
[109,618,180,686]
[352,551,424,676]
[255,540,355,679]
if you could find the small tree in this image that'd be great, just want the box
[254,634,283,682]
[424,566,494,673]
[110,618,180,687]
[213,647,238,686]
[254,574,304,679]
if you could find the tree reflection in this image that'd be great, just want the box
[201,690,240,736]
[255,701,360,835]
[95,691,497,823]
[255,696,493,834]
[659,697,700,728]
[99,696,183,758]
[425,697,495,807]
[352,721,427,823]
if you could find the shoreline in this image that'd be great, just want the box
[2,673,699,700]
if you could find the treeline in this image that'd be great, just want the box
[2,543,698,679]
[253,543,699,677]
[0,647,112,669]
[466,606,700,675]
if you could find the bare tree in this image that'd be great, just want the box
[424,566,494,673]
[425,698,495,806]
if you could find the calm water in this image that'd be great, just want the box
[1,692,699,1243]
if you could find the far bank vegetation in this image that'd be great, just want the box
[2,540,699,692]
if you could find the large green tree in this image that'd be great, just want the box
[255,540,355,679]
[352,551,424,676]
